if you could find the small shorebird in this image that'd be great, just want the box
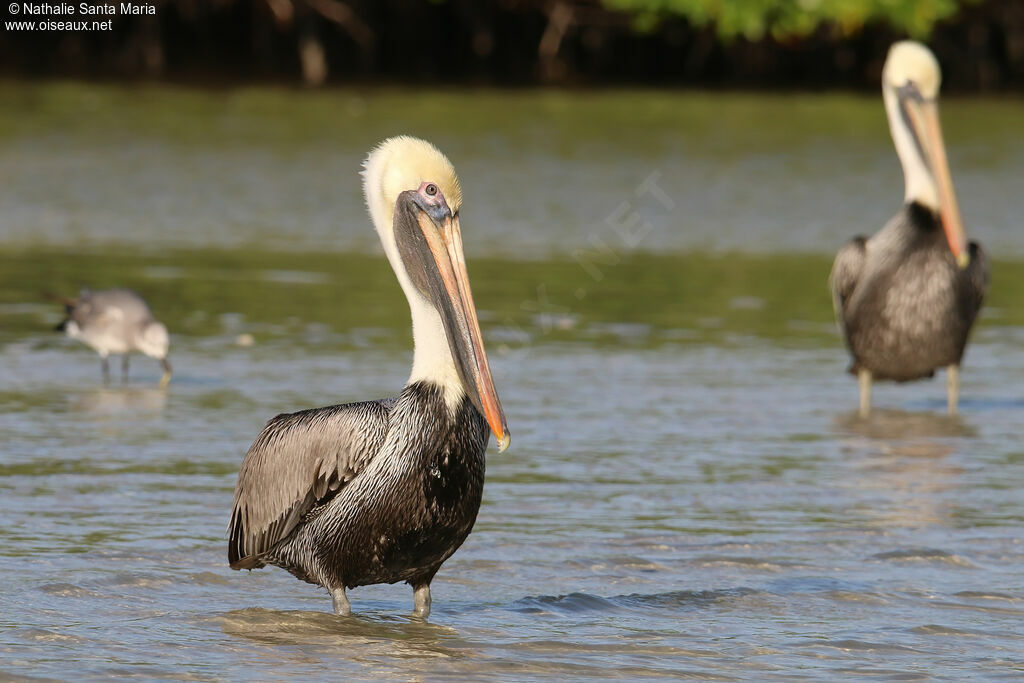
[228,136,510,618]
[830,41,988,416]
[55,288,172,387]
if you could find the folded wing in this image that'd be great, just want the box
[829,236,868,336]
[228,398,395,569]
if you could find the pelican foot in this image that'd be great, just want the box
[331,587,351,616]
[412,584,431,618]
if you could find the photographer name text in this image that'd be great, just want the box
[15,2,155,15]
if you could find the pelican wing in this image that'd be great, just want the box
[228,398,395,569]
[829,237,868,333]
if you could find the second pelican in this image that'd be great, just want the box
[830,41,988,416]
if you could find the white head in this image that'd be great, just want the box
[882,40,969,267]
[362,136,509,451]
[136,321,169,360]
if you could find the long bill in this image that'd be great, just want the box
[417,211,511,452]
[903,95,970,268]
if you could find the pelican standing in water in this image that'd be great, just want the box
[228,137,510,618]
[55,289,172,387]
[830,41,988,416]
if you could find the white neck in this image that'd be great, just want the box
[883,86,938,210]
[364,173,466,414]
[406,292,466,412]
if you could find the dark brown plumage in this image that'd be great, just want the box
[229,383,488,601]
[831,203,988,410]
[832,203,988,381]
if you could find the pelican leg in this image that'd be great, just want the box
[159,358,172,389]
[413,583,431,618]
[121,355,130,383]
[947,364,959,415]
[101,356,110,385]
[858,368,872,418]
[331,587,351,616]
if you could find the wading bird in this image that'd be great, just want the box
[830,41,988,416]
[55,289,172,387]
[228,137,510,618]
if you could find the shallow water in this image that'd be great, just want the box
[1,85,1024,679]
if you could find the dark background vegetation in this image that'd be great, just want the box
[2,0,1023,90]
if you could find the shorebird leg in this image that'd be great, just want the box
[331,587,351,616]
[121,355,130,382]
[159,358,172,389]
[858,368,872,418]
[947,364,959,415]
[101,357,110,385]
[413,583,431,618]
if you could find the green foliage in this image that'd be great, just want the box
[602,0,971,41]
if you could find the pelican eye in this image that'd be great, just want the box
[897,82,924,102]
[425,183,438,197]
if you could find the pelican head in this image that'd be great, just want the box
[362,136,509,452]
[882,40,969,268]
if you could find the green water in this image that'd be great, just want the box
[4,246,1024,349]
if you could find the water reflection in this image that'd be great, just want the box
[833,409,976,442]
[67,387,168,417]
[219,608,464,659]
[833,410,972,528]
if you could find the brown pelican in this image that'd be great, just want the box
[830,41,988,417]
[55,289,172,387]
[228,137,510,618]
